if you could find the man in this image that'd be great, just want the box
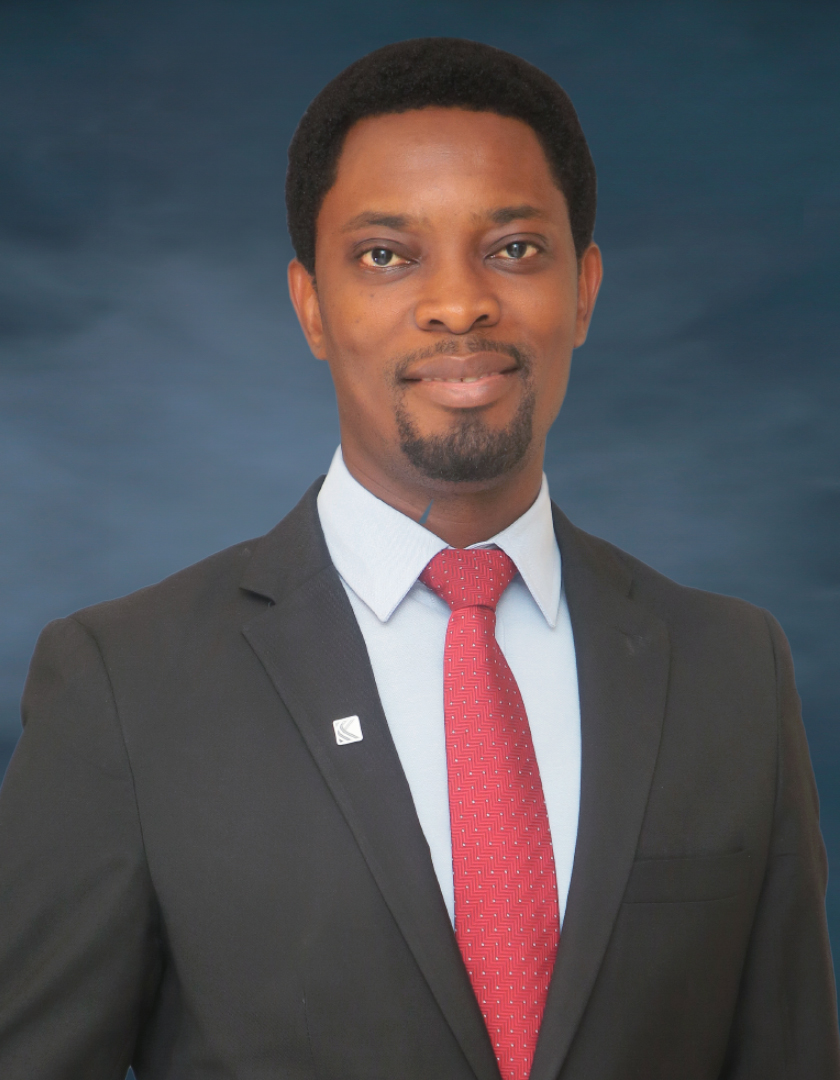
[0,37,837,1079]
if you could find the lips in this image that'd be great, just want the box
[420,374,494,383]
[403,352,519,384]
[401,351,520,409]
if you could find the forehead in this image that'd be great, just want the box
[322,107,562,222]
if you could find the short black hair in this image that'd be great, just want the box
[286,37,597,274]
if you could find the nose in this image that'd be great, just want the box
[414,257,501,334]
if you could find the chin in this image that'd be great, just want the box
[395,397,535,484]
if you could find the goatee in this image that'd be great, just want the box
[395,394,536,482]
[392,338,536,483]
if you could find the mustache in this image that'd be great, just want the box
[391,337,533,381]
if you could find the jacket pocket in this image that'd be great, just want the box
[622,850,751,904]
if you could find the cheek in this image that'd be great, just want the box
[321,282,407,361]
[506,267,578,336]
[321,305,402,424]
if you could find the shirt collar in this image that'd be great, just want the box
[317,447,561,627]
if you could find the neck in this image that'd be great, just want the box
[340,445,545,548]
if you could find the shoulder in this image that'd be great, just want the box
[64,537,262,643]
[84,536,259,618]
[21,540,270,694]
[63,479,328,647]
[37,480,328,679]
[611,533,767,623]
[559,513,779,662]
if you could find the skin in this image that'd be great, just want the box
[288,107,603,548]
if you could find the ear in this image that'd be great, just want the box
[288,258,328,360]
[573,243,603,348]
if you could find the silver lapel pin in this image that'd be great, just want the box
[333,715,363,745]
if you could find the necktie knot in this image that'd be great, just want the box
[420,547,517,612]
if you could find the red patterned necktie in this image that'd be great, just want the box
[420,548,560,1080]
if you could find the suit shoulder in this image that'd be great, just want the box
[67,536,266,639]
[40,481,326,662]
[576,526,775,640]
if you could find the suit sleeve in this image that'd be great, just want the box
[722,611,840,1078]
[0,617,161,1078]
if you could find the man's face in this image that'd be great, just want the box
[289,107,601,493]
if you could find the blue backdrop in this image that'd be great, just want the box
[2,0,838,995]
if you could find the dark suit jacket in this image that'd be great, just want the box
[0,480,838,1079]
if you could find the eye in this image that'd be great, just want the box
[359,247,409,268]
[493,240,541,261]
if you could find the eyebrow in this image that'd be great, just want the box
[340,204,548,233]
[484,204,547,225]
[341,211,418,232]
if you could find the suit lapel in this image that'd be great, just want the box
[240,484,501,1080]
[529,506,670,1080]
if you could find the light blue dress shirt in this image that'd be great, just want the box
[317,447,581,925]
